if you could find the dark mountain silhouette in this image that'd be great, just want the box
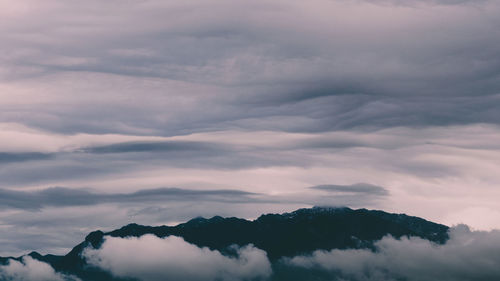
[0,207,449,281]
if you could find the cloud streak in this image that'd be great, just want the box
[310,183,389,196]
[0,152,53,164]
[81,141,223,154]
[0,187,262,211]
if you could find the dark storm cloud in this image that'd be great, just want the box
[0,187,262,211]
[310,183,389,196]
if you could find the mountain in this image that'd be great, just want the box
[0,207,449,281]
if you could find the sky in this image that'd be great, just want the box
[1,0,500,256]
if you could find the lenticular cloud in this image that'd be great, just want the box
[83,234,272,281]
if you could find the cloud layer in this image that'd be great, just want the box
[1,0,500,135]
[1,125,500,256]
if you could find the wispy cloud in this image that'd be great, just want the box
[310,183,389,196]
[0,152,53,163]
[81,141,223,154]
[0,187,262,211]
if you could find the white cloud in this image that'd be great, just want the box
[0,256,79,281]
[286,225,500,281]
[84,234,272,281]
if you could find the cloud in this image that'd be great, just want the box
[284,225,500,281]
[2,0,500,136]
[1,0,500,257]
[310,183,389,196]
[81,140,223,154]
[0,182,390,213]
[84,234,272,281]
[365,0,487,6]
[1,125,500,257]
[0,152,53,163]
[0,256,79,281]
[0,187,262,211]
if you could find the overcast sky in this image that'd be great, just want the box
[1,0,500,256]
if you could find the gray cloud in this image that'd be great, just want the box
[0,187,262,211]
[310,183,389,196]
[0,181,391,213]
[284,225,500,281]
[81,141,223,154]
[84,234,272,281]
[1,0,500,136]
[0,135,328,187]
[365,0,488,6]
[0,182,387,214]
[0,152,53,164]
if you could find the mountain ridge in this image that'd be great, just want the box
[0,206,450,281]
